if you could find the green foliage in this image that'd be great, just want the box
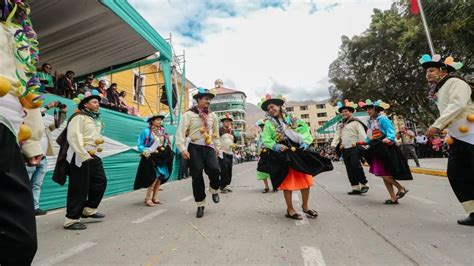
[329,0,473,129]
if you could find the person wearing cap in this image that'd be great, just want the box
[357,100,412,205]
[259,94,333,220]
[330,100,369,195]
[133,112,173,207]
[176,87,221,218]
[420,54,474,226]
[218,113,237,193]
[255,119,274,193]
[52,90,107,230]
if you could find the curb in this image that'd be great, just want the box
[362,163,447,177]
[409,167,447,177]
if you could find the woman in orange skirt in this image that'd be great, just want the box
[258,94,333,220]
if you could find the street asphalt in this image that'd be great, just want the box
[32,161,473,265]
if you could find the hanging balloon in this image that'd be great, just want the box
[77,94,85,100]
[91,90,99,96]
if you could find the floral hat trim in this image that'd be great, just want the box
[336,99,357,112]
[358,99,390,110]
[419,54,463,71]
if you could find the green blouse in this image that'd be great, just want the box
[261,113,313,150]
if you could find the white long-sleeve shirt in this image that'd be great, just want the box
[331,119,367,149]
[432,77,474,144]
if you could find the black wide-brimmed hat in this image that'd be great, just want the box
[358,99,390,112]
[193,87,215,100]
[147,112,166,123]
[419,54,463,73]
[77,90,101,110]
[258,94,285,111]
[336,100,357,113]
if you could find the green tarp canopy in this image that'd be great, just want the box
[27,0,182,210]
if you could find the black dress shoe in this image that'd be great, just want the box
[360,186,369,193]
[457,213,474,226]
[348,190,362,195]
[196,206,205,218]
[212,193,220,203]
[35,208,48,216]
[64,222,87,230]
[81,212,106,219]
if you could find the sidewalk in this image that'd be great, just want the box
[407,158,447,177]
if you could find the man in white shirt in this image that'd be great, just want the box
[422,54,474,226]
[218,113,237,193]
[176,88,221,218]
[331,101,369,195]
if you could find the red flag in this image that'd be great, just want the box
[410,0,420,15]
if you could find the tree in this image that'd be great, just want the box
[328,1,473,129]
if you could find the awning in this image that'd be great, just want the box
[30,0,171,77]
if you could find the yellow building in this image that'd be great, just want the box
[97,60,194,117]
[285,99,337,136]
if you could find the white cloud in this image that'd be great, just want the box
[129,0,393,104]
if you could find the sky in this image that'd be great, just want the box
[129,0,393,104]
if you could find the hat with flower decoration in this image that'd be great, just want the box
[336,99,357,113]
[193,87,215,100]
[419,54,463,73]
[147,111,167,123]
[219,112,234,122]
[358,99,390,112]
[257,94,285,111]
[73,90,101,110]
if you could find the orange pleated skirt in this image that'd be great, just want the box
[278,168,314,191]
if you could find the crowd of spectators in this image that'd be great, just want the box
[36,63,139,116]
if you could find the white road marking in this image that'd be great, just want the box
[180,195,194,202]
[131,209,167,224]
[301,246,326,266]
[407,195,437,205]
[36,242,97,265]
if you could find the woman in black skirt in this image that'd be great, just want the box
[134,113,174,207]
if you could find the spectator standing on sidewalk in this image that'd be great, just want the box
[398,125,421,167]
[25,101,67,215]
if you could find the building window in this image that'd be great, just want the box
[286,107,294,112]
[316,104,325,109]
[317,112,327,117]
[306,122,311,127]
[300,105,308,111]
[301,114,309,119]
[318,121,326,125]
[133,73,145,105]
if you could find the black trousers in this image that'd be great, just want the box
[342,147,368,187]
[66,156,107,219]
[447,139,474,213]
[0,124,37,265]
[188,144,220,203]
[219,153,234,189]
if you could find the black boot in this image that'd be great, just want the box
[196,206,205,218]
[212,193,220,203]
[457,213,474,226]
